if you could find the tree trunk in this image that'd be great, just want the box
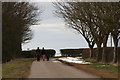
[16,43,22,58]
[88,42,94,59]
[118,47,120,65]
[112,34,118,63]
[102,35,109,63]
[102,47,107,63]
[89,47,93,59]
[113,45,118,63]
[96,44,102,62]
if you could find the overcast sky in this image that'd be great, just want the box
[22,2,115,55]
[22,2,89,53]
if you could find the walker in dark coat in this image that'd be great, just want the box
[46,53,50,61]
[36,47,41,61]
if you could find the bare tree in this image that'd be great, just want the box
[107,2,120,63]
[54,2,120,63]
[2,2,42,63]
[54,2,95,59]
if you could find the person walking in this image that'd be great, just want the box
[46,53,50,61]
[41,47,46,61]
[36,47,41,61]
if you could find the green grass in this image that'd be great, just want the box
[83,59,119,74]
[2,58,35,78]
[0,64,2,79]
[88,63,119,74]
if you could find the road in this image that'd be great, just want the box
[28,59,100,78]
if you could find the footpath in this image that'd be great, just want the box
[28,59,99,78]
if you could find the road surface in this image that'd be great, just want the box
[28,59,100,78]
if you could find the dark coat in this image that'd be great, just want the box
[41,50,46,55]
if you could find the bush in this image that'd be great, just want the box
[21,49,56,58]
[60,49,83,57]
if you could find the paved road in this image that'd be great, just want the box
[28,59,100,78]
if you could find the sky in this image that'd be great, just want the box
[22,2,116,55]
[22,2,89,54]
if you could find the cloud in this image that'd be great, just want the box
[31,23,65,28]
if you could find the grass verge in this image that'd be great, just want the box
[0,64,2,79]
[2,58,35,78]
[59,60,119,78]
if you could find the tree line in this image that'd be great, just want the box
[54,2,120,63]
[2,2,41,63]
[60,49,83,57]
[60,48,120,63]
[22,49,56,58]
